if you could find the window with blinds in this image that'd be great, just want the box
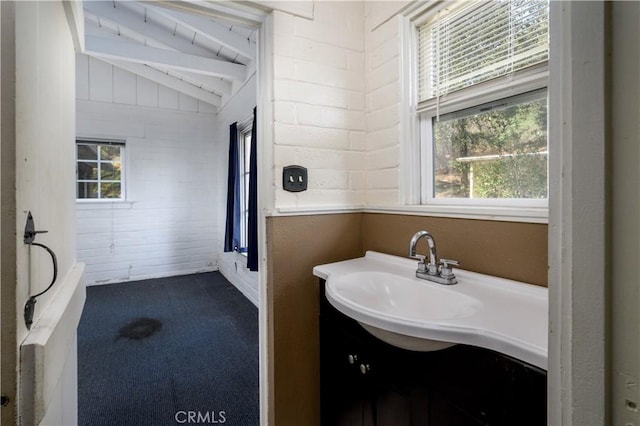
[417,0,549,105]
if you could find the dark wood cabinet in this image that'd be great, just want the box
[319,280,546,426]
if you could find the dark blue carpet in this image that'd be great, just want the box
[78,272,259,426]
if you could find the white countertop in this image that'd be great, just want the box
[313,251,548,370]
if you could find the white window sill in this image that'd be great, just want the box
[76,200,134,210]
[236,251,248,264]
[270,204,547,224]
[365,204,548,224]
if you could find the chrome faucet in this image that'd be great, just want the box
[409,230,459,285]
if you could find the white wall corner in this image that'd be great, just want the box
[547,2,608,425]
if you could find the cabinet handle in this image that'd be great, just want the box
[359,364,370,375]
[348,354,358,365]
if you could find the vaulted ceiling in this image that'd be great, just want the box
[82,1,260,110]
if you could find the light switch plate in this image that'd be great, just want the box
[283,165,308,192]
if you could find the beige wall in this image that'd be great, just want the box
[363,214,548,286]
[267,214,363,426]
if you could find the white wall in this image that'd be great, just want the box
[76,55,219,285]
[214,76,259,306]
[76,55,217,115]
[364,3,406,206]
[611,1,640,423]
[271,2,366,210]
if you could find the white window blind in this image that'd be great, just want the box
[417,0,549,104]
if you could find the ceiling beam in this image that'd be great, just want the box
[83,1,214,58]
[146,3,256,61]
[162,69,232,96]
[84,35,247,81]
[99,58,222,107]
[83,18,231,96]
[144,1,265,28]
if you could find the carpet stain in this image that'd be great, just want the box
[117,317,162,340]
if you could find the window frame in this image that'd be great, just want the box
[75,139,126,202]
[400,1,550,222]
[237,120,253,254]
[420,86,549,208]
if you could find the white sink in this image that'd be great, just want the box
[333,272,482,321]
[313,251,548,370]
[330,271,482,351]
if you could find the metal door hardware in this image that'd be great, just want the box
[23,212,58,330]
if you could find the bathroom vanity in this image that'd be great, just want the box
[315,252,547,426]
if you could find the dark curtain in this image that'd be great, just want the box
[224,122,241,252]
[247,107,259,271]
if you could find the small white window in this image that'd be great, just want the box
[76,140,125,200]
[411,0,549,214]
[238,126,252,253]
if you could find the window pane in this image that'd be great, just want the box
[244,177,249,205]
[78,182,98,199]
[100,145,121,161]
[244,132,252,170]
[100,162,122,180]
[78,162,98,180]
[100,182,121,199]
[77,144,98,160]
[432,93,547,199]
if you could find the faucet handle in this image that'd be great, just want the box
[439,259,459,278]
[440,258,459,267]
[412,254,428,273]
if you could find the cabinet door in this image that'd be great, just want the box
[320,313,376,426]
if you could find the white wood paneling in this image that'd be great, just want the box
[88,56,113,102]
[113,66,136,105]
[106,60,222,107]
[158,85,179,110]
[198,101,217,114]
[78,54,217,112]
[179,92,198,112]
[76,53,89,100]
[85,35,247,81]
[136,74,158,107]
